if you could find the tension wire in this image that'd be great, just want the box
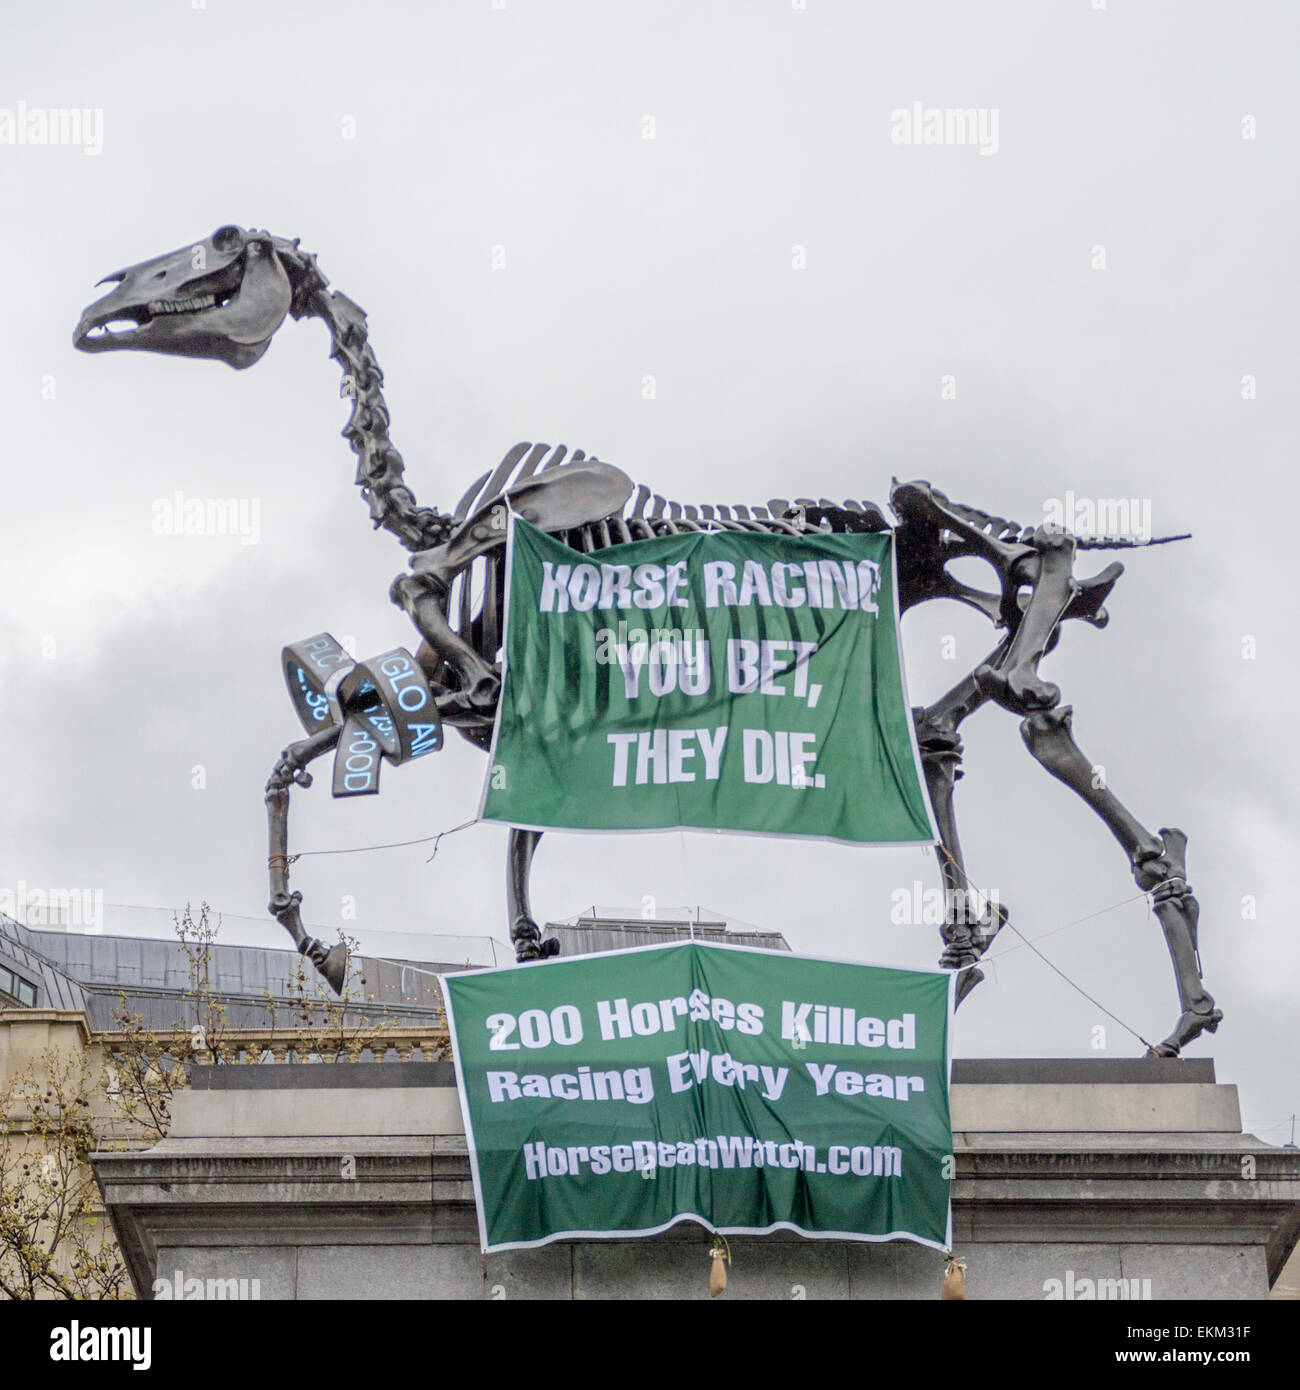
[932,842,1156,1052]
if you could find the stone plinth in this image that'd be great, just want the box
[92,1059,1300,1300]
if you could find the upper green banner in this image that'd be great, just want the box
[479,519,936,845]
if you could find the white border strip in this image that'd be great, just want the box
[474,509,519,825]
[889,529,942,843]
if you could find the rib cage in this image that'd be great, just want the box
[440,442,1177,678]
[442,442,892,674]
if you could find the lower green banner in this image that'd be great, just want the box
[441,942,953,1253]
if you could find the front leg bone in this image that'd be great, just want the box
[265,725,348,995]
[391,571,500,713]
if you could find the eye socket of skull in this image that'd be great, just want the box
[212,225,243,253]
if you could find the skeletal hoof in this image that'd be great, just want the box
[298,936,348,995]
[953,967,985,1009]
[316,944,349,995]
[514,936,560,962]
[511,917,542,961]
[512,918,557,963]
[1150,1006,1223,1058]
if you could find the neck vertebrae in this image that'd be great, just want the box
[283,246,452,552]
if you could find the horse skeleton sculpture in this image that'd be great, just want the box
[75,225,1222,1056]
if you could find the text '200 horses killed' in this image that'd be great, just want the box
[483,986,929,1108]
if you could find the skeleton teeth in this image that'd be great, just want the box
[145,293,217,315]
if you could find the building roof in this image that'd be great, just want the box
[0,919,88,1012]
[544,909,790,957]
[0,906,790,1031]
[0,917,447,1030]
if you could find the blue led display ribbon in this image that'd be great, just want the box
[280,635,443,800]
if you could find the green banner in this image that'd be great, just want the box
[442,942,953,1252]
[479,519,936,845]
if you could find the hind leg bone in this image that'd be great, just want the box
[1019,705,1222,1055]
[913,643,1011,1007]
[507,828,560,962]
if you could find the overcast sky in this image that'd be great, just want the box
[1,0,1296,1138]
